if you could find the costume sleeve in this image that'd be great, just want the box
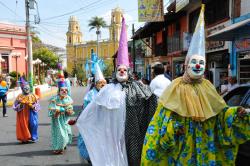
[32,101,41,112]
[141,104,178,165]
[48,96,57,117]
[217,107,250,146]
[13,99,24,112]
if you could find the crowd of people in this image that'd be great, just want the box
[1,6,249,166]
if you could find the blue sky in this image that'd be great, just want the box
[0,0,146,48]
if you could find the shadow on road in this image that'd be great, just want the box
[0,150,52,157]
[39,123,51,126]
[0,142,20,146]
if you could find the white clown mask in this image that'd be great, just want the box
[116,65,128,82]
[59,87,68,97]
[186,55,205,79]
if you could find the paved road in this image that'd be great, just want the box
[0,86,87,166]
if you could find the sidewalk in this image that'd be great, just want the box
[0,84,57,107]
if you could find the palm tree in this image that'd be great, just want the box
[88,16,107,56]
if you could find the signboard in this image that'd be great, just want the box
[138,0,164,22]
[176,0,189,12]
[206,21,230,53]
[235,39,250,52]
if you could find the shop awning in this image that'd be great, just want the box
[207,18,250,41]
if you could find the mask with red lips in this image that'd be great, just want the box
[186,55,205,79]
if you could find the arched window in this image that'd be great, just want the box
[69,37,71,43]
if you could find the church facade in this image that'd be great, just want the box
[66,7,123,73]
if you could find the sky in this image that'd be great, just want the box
[0,0,148,48]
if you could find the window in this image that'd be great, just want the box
[224,87,249,106]
[205,0,229,25]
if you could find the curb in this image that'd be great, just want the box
[0,89,57,107]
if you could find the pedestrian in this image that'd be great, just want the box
[63,70,71,96]
[150,63,171,97]
[0,74,9,117]
[220,76,239,95]
[77,17,158,166]
[13,77,40,143]
[141,5,249,165]
[48,63,74,155]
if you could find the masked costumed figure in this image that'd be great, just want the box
[77,17,158,166]
[77,63,107,164]
[141,5,250,165]
[13,77,40,143]
[48,63,74,154]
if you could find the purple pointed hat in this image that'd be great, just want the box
[116,17,129,67]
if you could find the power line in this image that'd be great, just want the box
[0,1,23,19]
[42,0,109,21]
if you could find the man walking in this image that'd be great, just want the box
[0,75,8,117]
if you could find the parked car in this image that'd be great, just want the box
[223,84,250,166]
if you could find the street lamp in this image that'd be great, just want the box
[11,52,21,87]
[33,58,42,84]
[40,62,47,83]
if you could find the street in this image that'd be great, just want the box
[0,86,86,166]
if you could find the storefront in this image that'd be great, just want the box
[235,39,250,84]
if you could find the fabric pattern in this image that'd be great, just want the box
[48,95,74,150]
[141,105,250,166]
[120,80,158,166]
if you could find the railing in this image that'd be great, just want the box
[167,32,183,53]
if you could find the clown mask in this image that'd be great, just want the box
[95,79,107,90]
[186,55,205,79]
[22,84,30,95]
[59,87,68,97]
[116,65,128,83]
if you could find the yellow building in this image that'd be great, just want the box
[66,7,123,73]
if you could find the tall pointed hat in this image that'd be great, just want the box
[94,63,105,82]
[19,76,29,88]
[185,4,205,65]
[57,63,66,88]
[116,17,129,67]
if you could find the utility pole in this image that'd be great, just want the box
[132,24,136,72]
[25,0,33,91]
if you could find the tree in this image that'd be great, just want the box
[33,47,58,69]
[88,16,107,56]
[103,60,113,78]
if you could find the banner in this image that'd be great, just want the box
[138,0,164,22]
[176,0,189,12]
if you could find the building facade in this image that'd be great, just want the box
[0,23,27,75]
[133,0,250,87]
[66,7,123,73]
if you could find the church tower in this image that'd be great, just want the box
[66,16,82,45]
[66,16,82,72]
[109,7,123,42]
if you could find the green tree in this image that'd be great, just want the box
[103,60,113,78]
[88,16,107,55]
[33,47,58,69]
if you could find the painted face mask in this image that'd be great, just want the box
[186,55,205,79]
[59,87,68,97]
[116,65,128,83]
[22,84,30,95]
[95,79,107,90]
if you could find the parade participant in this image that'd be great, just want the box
[13,77,40,143]
[77,17,158,166]
[0,75,9,117]
[48,63,74,154]
[141,5,249,165]
[77,64,107,164]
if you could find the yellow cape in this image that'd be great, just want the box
[159,77,227,121]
